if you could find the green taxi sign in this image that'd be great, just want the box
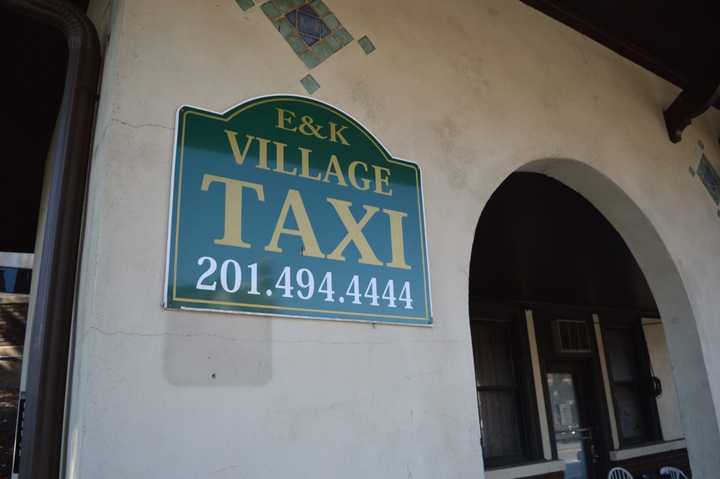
[164,95,432,325]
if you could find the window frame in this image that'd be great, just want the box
[601,316,662,448]
[470,303,543,469]
[5,2,101,478]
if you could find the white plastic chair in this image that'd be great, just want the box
[660,466,690,479]
[608,467,634,479]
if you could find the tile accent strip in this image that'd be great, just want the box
[697,154,720,205]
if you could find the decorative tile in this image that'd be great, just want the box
[286,33,307,54]
[323,13,340,31]
[358,35,375,54]
[310,0,330,16]
[235,0,255,10]
[335,27,353,46]
[325,32,342,51]
[312,37,335,59]
[262,0,352,68]
[697,154,720,205]
[287,5,331,45]
[300,74,320,94]
[274,0,299,10]
[300,50,321,68]
[277,17,295,37]
[261,2,281,18]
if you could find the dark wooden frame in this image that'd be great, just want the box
[470,302,544,469]
[1,0,100,477]
[599,316,663,448]
[471,299,667,476]
[519,0,720,144]
[531,305,614,478]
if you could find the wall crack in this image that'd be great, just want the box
[112,118,171,130]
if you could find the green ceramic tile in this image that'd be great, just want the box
[335,27,353,46]
[300,51,321,69]
[272,0,296,13]
[310,0,331,16]
[235,0,255,11]
[313,38,335,60]
[323,13,340,31]
[264,0,354,68]
[358,35,375,54]
[325,33,342,52]
[286,33,307,53]
[277,17,294,37]
[261,1,281,19]
[300,74,321,94]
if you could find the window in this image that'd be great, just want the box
[470,309,540,468]
[0,267,31,295]
[602,320,661,446]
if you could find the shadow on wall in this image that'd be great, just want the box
[163,313,272,387]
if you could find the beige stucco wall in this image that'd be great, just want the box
[643,319,685,441]
[67,0,720,477]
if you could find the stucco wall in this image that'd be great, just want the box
[67,0,720,477]
[643,319,685,441]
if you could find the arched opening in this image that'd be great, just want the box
[1,2,99,478]
[468,160,719,479]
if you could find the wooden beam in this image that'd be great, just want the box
[664,80,720,143]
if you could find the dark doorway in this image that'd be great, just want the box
[534,310,610,479]
[469,172,667,478]
[0,1,98,478]
[546,364,598,479]
[0,7,70,479]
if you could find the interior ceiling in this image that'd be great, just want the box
[521,0,720,99]
[470,172,658,314]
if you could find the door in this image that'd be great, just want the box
[546,361,602,479]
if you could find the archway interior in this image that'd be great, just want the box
[470,172,657,312]
[468,172,689,479]
[0,6,81,476]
